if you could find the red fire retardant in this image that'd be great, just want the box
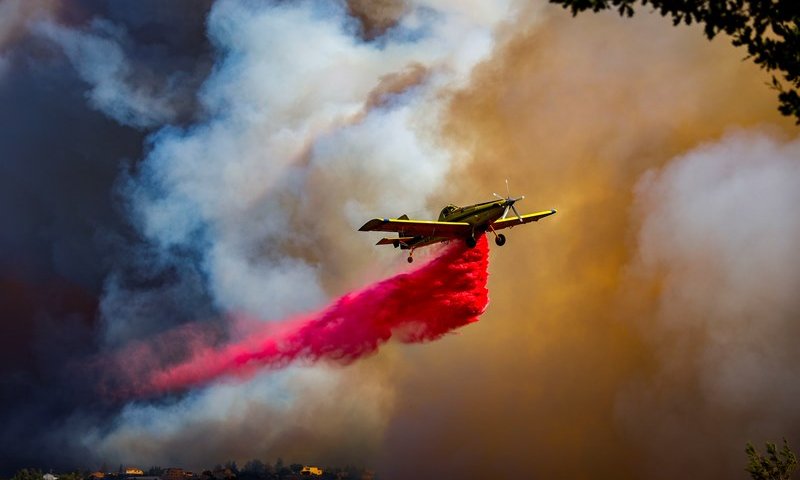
[149,236,489,394]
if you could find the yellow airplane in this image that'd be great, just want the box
[359,183,556,263]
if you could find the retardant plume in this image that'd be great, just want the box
[130,237,488,395]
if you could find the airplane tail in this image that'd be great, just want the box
[376,236,415,248]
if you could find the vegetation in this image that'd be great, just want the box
[58,474,84,480]
[549,0,800,124]
[10,469,44,480]
[746,439,798,480]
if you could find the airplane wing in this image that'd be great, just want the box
[359,218,471,237]
[491,209,557,231]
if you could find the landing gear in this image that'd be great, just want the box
[393,240,400,248]
[488,226,505,246]
[407,256,414,263]
[407,249,415,263]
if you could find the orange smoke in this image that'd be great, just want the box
[377,6,797,480]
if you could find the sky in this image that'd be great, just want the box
[0,0,798,478]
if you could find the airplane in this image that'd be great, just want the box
[359,182,556,263]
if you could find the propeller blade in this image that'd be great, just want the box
[501,205,510,219]
[511,204,523,222]
[493,192,503,199]
[505,179,510,198]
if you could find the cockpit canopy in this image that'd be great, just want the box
[439,204,458,220]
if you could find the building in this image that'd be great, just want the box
[125,469,144,477]
[300,466,322,476]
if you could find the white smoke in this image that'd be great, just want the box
[34,19,179,128]
[79,0,520,468]
[81,364,396,469]
[128,0,516,319]
[620,130,800,478]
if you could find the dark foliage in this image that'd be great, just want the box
[9,469,43,480]
[550,0,800,124]
[745,439,798,480]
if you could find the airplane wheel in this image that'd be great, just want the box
[465,236,477,248]
[407,256,414,263]
[495,234,506,246]
[393,240,399,248]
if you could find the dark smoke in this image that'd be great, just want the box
[0,1,215,472]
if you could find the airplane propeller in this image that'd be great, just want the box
[493,179,525,222]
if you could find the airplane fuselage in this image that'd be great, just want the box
[400,200,508,250]
[438,199,508,224]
